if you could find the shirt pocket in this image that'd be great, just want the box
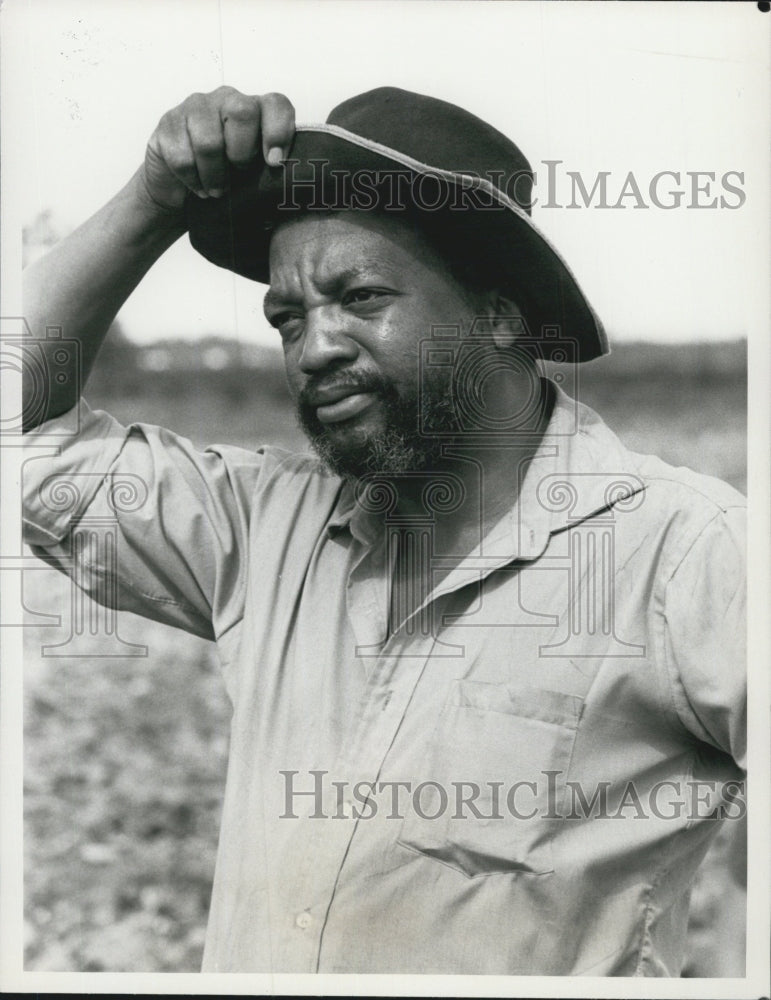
[397,680,583,878]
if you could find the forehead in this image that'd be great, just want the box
[267,211,438,284]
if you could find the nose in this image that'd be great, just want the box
[297,305,359,374]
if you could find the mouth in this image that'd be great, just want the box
[315,391,378,425]
[302,376,384,426]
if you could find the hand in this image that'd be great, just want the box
[140,86,296,211]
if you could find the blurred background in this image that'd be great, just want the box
[7,0,759,975]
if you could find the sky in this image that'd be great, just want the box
[3,0,769,346]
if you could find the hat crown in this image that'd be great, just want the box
[327,87,533,210]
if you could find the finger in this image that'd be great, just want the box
[259,92,296,166]
[155,124,207,198]
[221,91,262,167]
[185,103,228,196]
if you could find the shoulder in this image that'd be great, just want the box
[632,450,745,514]
[565,391,745,578]
[239,444,345,521]
[244,443,336,489]
[631,450,745,564]
[595,441,748,592]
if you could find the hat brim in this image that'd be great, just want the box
[186,126,608,363]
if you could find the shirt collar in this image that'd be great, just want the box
[511,379,646,561]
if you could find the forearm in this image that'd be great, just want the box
[22,167,186,427]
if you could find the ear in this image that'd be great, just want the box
[490,293,525,350]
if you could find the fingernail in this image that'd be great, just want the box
[209,188,224,198]
[195,190,210,199]
[267,146,283,167]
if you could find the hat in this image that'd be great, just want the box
[186,87,608,362]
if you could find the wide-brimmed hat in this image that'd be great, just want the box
[186,87,608,362]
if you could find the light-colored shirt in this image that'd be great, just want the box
[23,380,746,976]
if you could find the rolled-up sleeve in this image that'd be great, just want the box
[23,399,266,640]
[662,505,747,771]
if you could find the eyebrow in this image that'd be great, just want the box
[263,288,289,313]
[263,262,396,313]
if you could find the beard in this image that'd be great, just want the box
[297,367,462,481]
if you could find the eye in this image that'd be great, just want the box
[268,311,304,341]
[342,287,391,308]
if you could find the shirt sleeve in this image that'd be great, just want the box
[662,504,747,771]
[23,399,268,640]
[682,811,747,977]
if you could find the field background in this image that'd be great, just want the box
[22,338,747,971]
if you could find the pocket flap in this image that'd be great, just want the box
[451,680,583,728]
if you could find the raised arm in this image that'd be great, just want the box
[22,86,295,428]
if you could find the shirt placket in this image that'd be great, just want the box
[275,515,441,968]
[307,513,553,971]
[272,529,397,967]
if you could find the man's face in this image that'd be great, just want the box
[265,211,482,480]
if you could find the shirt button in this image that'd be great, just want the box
[295,910,312,930]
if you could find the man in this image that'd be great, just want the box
[22,86,746,975]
